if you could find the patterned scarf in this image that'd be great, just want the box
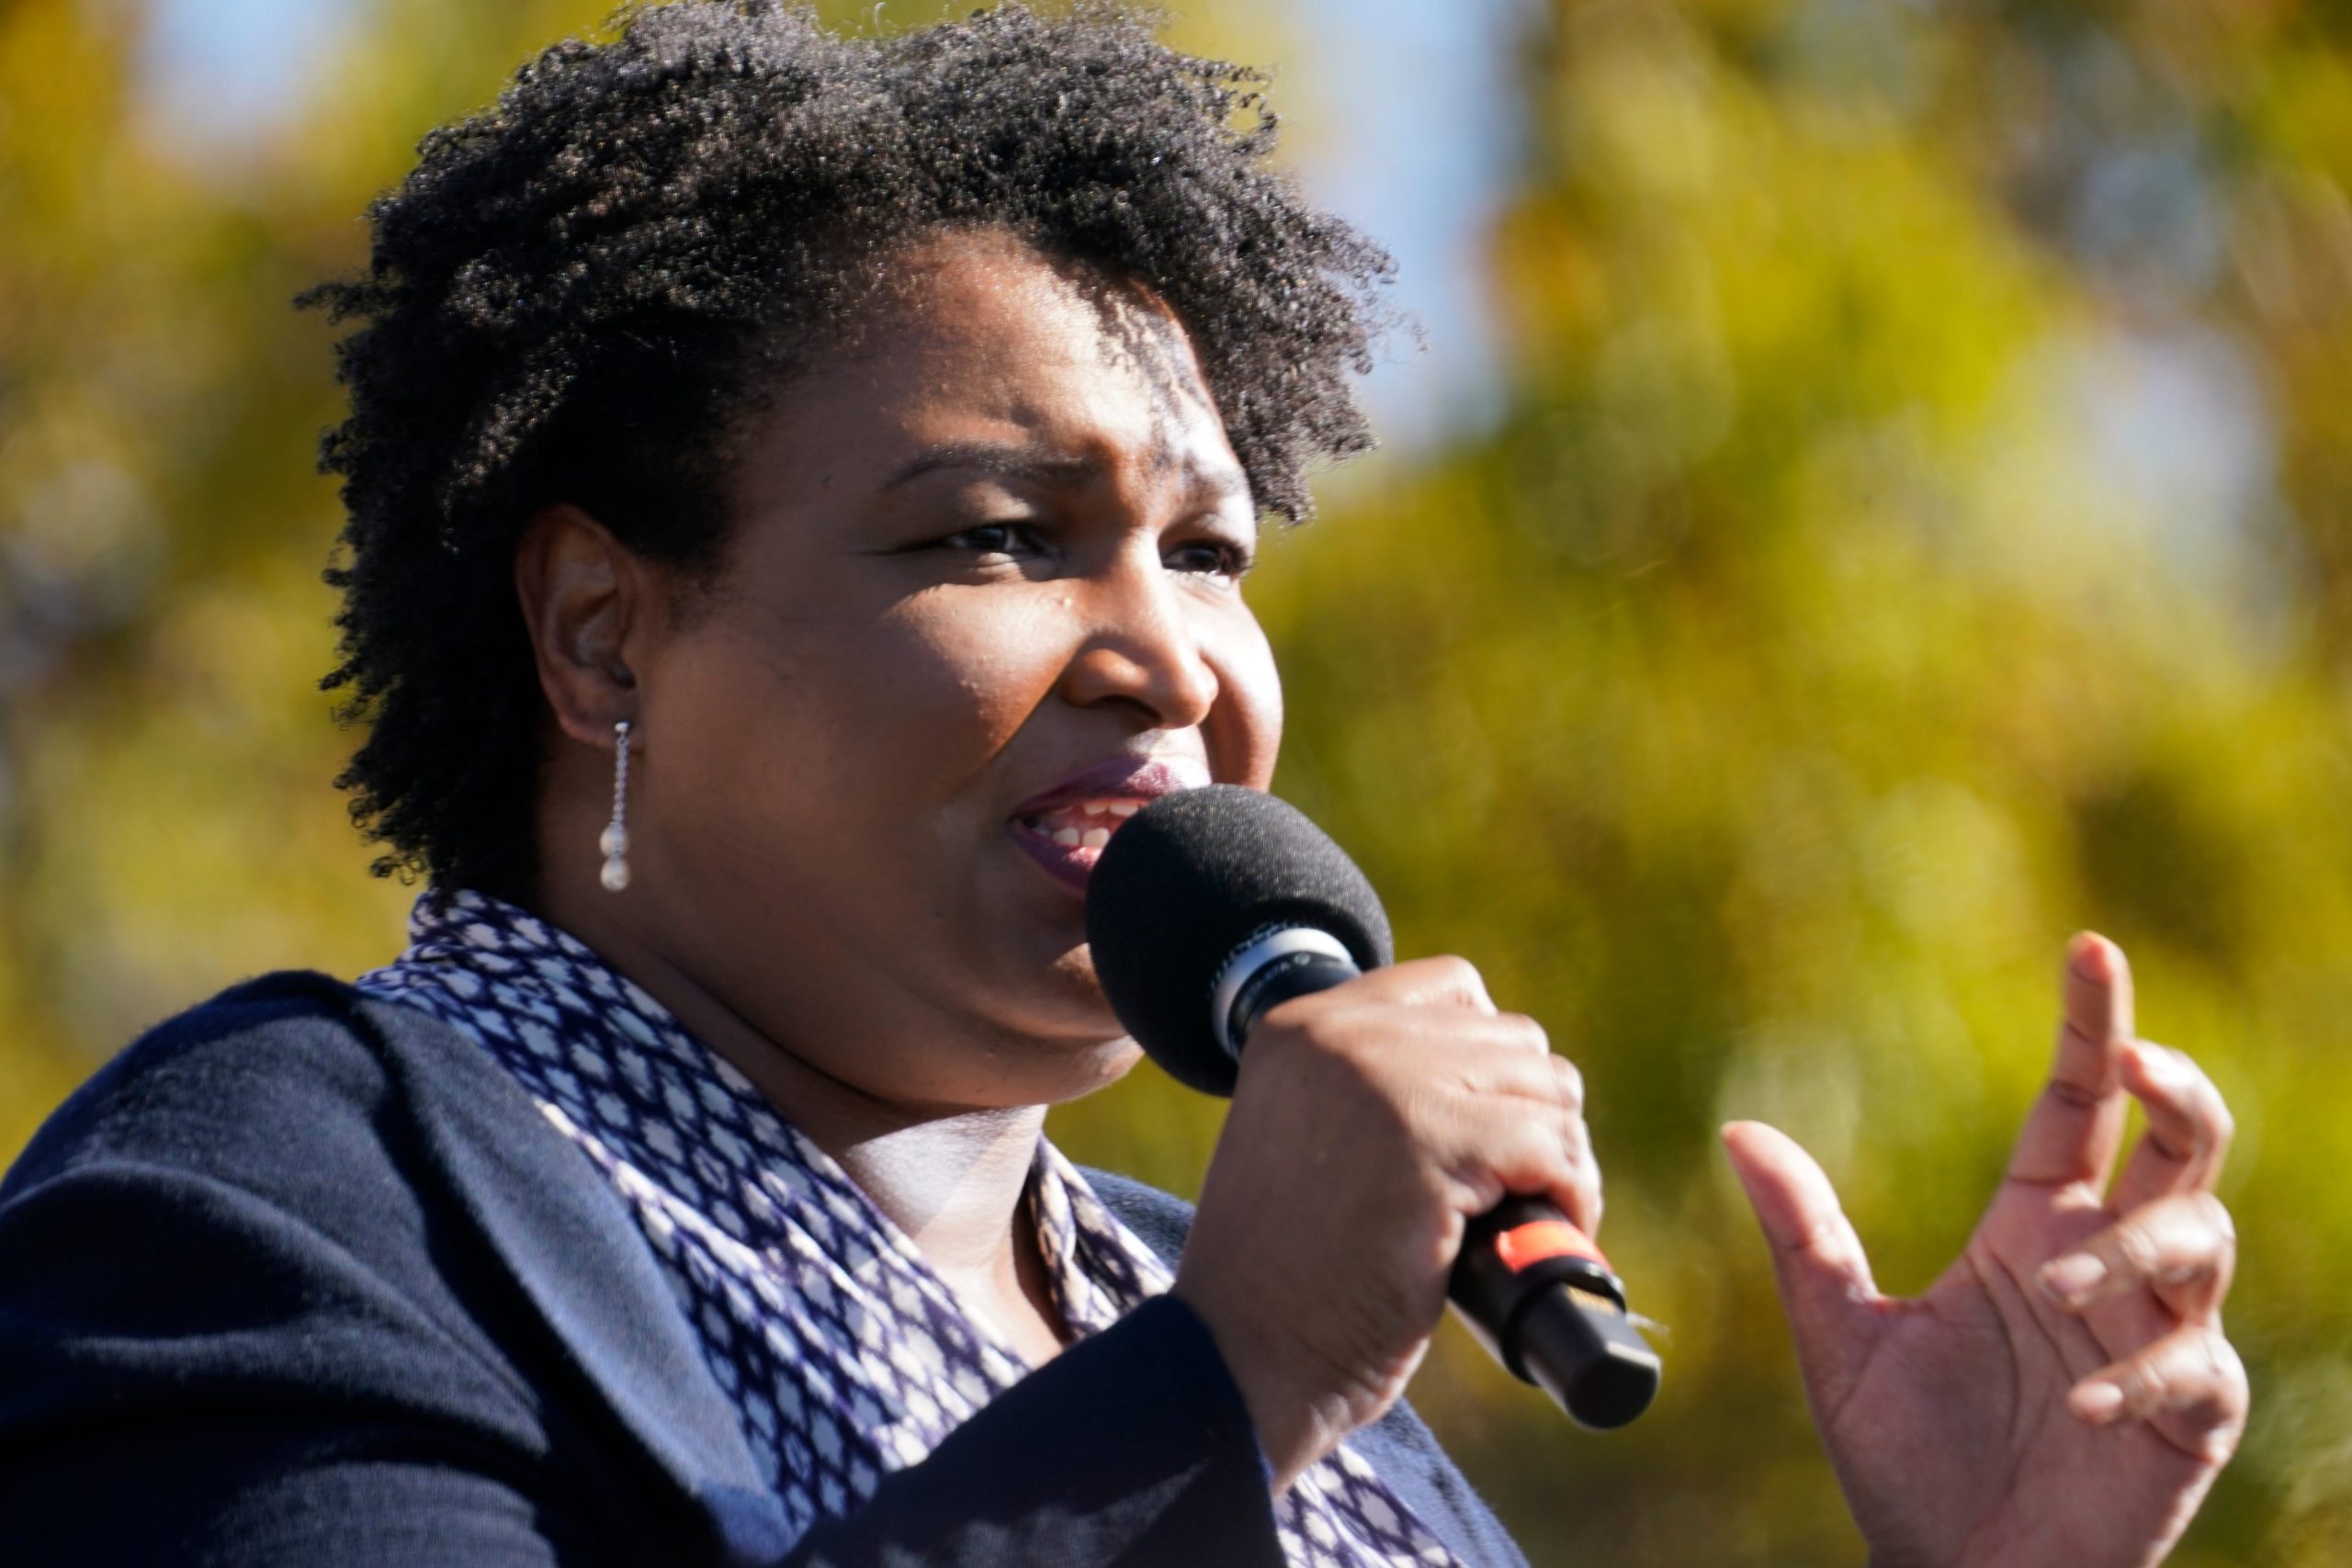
[356,889,1464,1567]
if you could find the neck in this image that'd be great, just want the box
[831,1107,1048,1272]
[521,873,1062,1348]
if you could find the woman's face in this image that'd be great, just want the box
[622,230,1282,1110]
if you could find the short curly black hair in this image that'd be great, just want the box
[306,0,1392,901]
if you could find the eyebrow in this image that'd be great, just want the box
[881,438,1251,507]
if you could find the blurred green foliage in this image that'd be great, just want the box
[3,0,2346,1562]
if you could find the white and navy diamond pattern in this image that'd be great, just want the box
[358,887,1464,1568]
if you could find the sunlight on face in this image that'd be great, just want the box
[625,229,1283,1111]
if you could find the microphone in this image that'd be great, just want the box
[1087,784,1662,1431]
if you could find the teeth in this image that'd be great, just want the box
[1024,796,1151,846]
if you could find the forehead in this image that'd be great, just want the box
[730,229,1239,502]
[871,229,1204,396]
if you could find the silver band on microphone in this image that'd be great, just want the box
[1211,926,1358,1059]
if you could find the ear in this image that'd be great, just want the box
[514,504,658,747]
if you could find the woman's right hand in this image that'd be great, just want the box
[1170,956,1599,1491]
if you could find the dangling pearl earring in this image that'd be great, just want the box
[599,719,632,892]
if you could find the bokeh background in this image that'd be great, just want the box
[4,0,2348,1561]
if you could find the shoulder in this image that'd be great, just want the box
[0,970,785,1563]
[13,972,422,1190]
[0,966,680,1371]
[5,969,518,1219]
[0,970,533,1465]
[0,969,542,1376]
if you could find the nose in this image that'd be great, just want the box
[1057,547,1220,730]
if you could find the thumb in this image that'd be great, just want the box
[1722,1121,1883,1404]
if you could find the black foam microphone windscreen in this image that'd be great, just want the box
[1085,784,1393,1096]
[1085,784,1663,1430]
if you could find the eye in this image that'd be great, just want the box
[938,522,1046,559]
[1165,536,1255,581]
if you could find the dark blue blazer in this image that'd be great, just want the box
[0,971,1526,1567]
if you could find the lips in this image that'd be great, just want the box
[1009,756,1211,893]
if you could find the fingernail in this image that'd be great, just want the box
[2069,1382,2125,1426]
[2041,1252,2109,1304]
[2068,932,2110,981]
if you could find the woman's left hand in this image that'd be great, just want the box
[1724,932,2245,1568]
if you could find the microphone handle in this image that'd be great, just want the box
[1228,949,1661,1430]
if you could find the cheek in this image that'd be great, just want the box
[1209,602,1283,790]
[665,592,1071,820]
[865,592,1075,773]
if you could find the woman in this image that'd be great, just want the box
[0,5,2245,1565]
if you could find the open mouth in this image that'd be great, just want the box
[1010,798,1148,892]
[1007,756,1208,894]
[1015,798,1144,851]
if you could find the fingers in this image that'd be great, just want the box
[2000,933,2233,1213]
[1422,1012,1597,1234]
[2004,932,2133,1190]
[1722,1121,1880,1407]
[1254,959,1597,1234]
[2039,1179,2245,1463]
[2038,1190,2236,1324]
[1464,1089,1601,1238]
[2066,1321,2248,1463]
[1722,1122,1877,1297]
[1478,1028,1598,1235]
[2109,1041,2235,1214]
[1351,954,1499,1016]
[1188,953,1599,1485]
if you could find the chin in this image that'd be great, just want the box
[1023,942,1129,1041]
[1038,1033,1146,1106]
[970,945,1140,1084]
[1044,944,1124,1029]
[950,1015,1139,1111]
